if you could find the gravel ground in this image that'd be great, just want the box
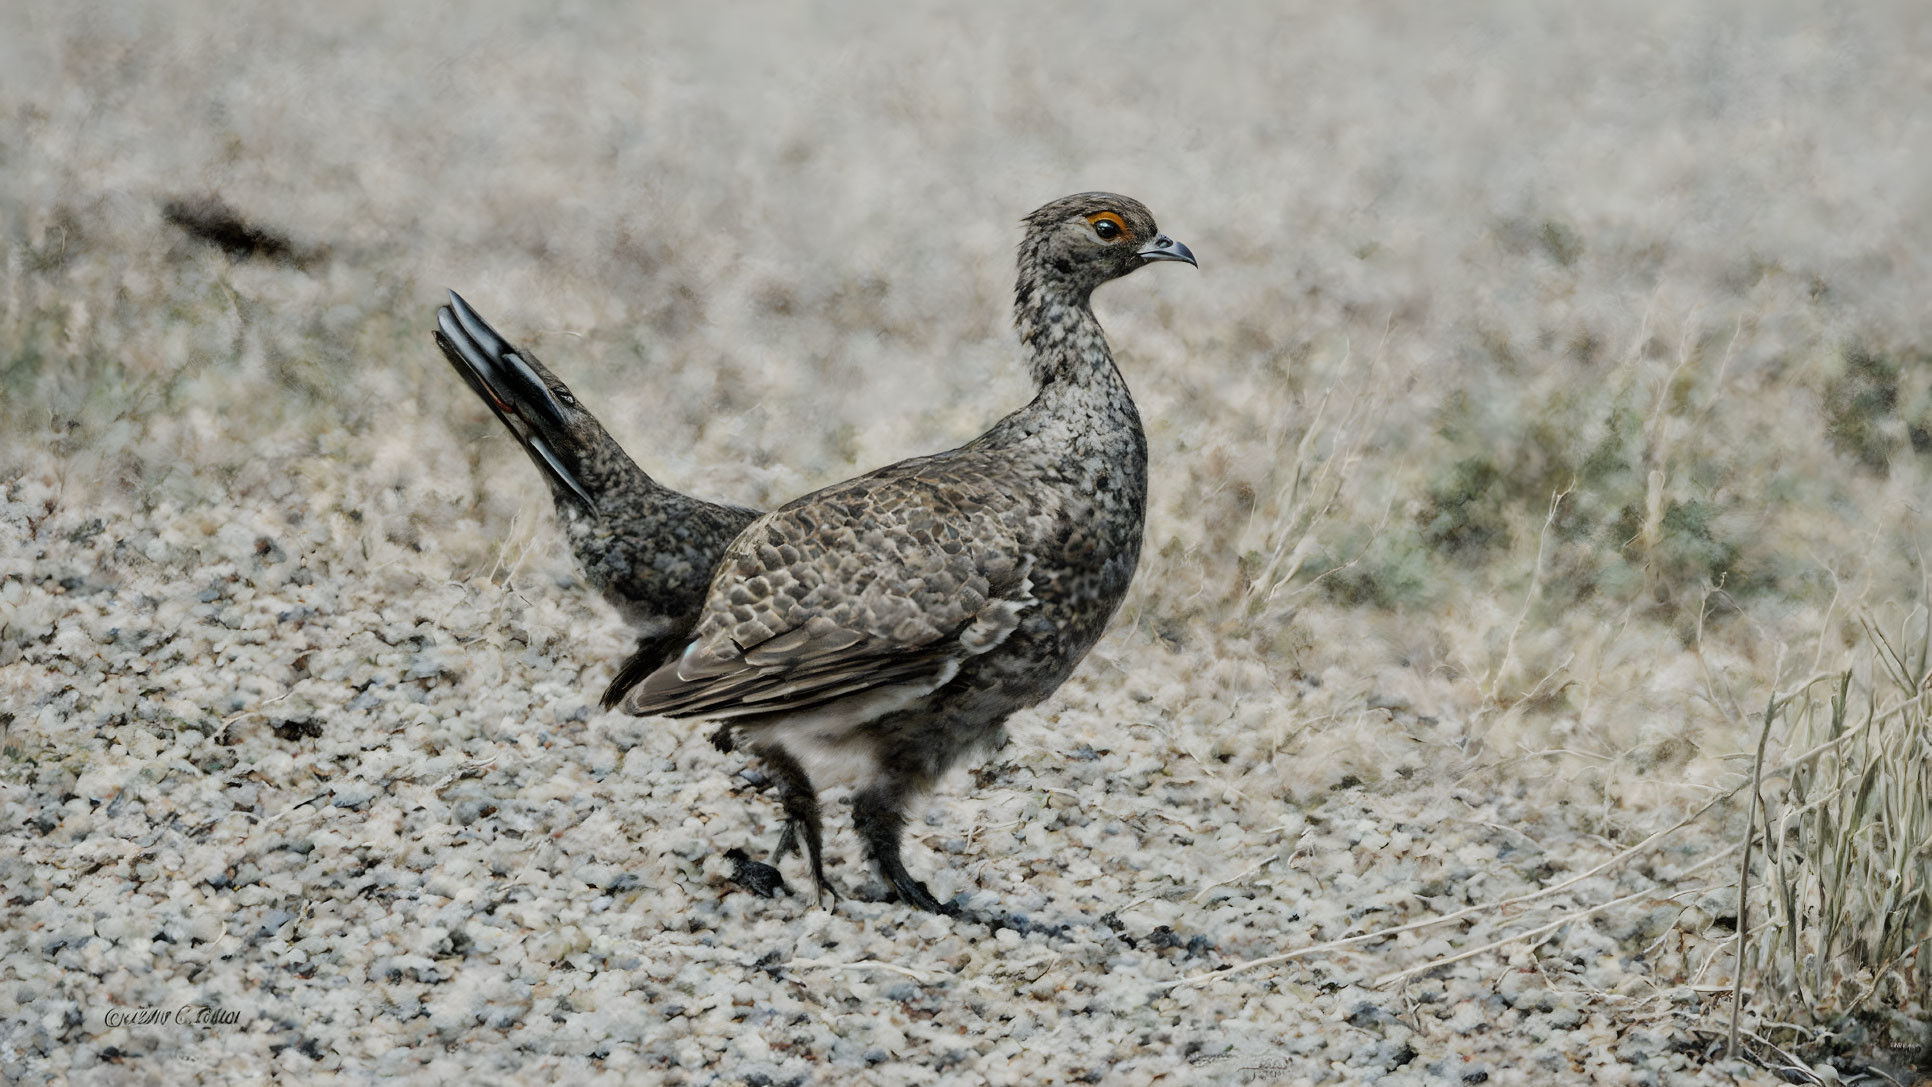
[4,2,1930,1084]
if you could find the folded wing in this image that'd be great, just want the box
[617,479,1034,722]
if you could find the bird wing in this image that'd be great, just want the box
[615,473,1034,721]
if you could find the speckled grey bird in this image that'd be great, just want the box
[606,193,1195,912]
[433,294,761,696]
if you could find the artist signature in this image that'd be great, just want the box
[1187,1050,1295,1081]
[102,1005,243,1029]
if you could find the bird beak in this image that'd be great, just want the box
[1137,234,1197,267]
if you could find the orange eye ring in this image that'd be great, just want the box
[1086,212,1130,241]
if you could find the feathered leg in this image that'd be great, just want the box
[755,744,834,906]
[853,781,953,914]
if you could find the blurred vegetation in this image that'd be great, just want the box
[1240,314,1932,663]
[1287,347,1777,623]
[1822,345,1932,478]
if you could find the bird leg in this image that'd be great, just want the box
[853,784,954,915]
[755,745,834,906]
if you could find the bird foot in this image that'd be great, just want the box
[879,862,956,915]
[769,819,839,908]
[807,872,841,909]
[770,820,799,863]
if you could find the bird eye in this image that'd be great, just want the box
[1085,211,1131,241]
[555,388,577,407]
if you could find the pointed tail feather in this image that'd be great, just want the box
[433,291,597,512]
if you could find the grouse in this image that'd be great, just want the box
[436,195,1192,911]
[604,193,1195,912]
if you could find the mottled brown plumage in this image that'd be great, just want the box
[610,193,1195,911]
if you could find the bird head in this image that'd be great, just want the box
[1019,193,1196,298]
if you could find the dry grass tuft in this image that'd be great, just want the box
[1734,610,1932,1064]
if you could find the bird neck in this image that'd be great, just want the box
[1013,277,1119,393]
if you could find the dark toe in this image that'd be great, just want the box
[770,821,799,864]
[809,872,841,909]
[890,873,955,915]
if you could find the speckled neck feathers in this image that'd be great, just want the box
[1013,280,1118,392]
